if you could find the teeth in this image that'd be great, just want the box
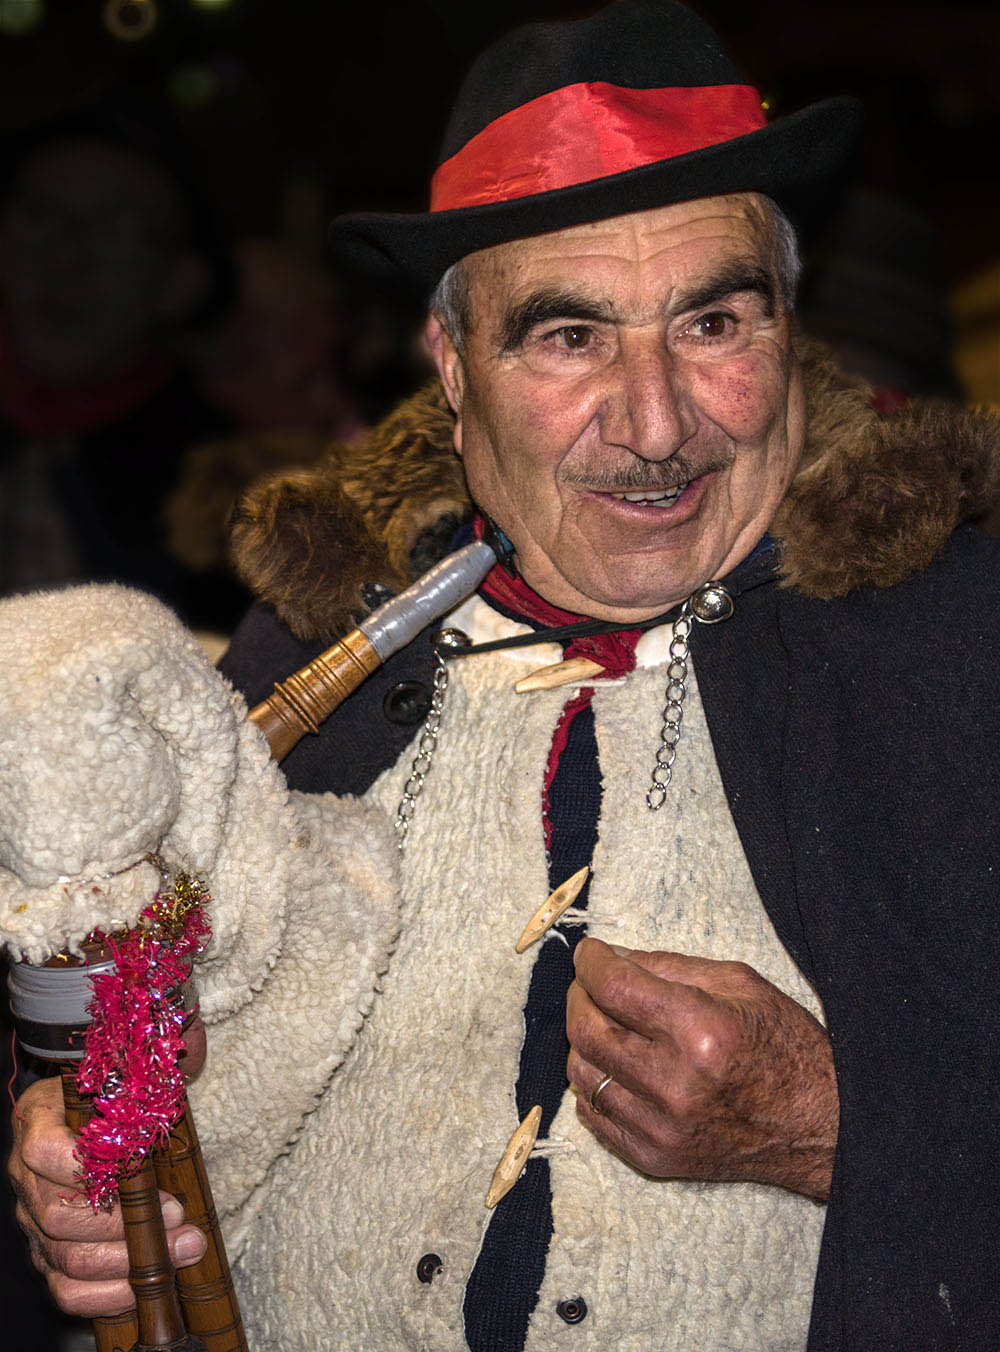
[609,483,687,504]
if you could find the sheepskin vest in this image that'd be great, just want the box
[230,597,823,1351]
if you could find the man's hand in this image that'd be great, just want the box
[7,1025,209,1317]
[566,937,838,1200]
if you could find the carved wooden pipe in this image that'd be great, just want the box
[61,1067,196,1352]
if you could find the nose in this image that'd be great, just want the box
[597,333,696,461]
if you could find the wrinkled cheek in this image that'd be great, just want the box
[459,420,543,528]
[694,358,787,442]
[490,403,569,494]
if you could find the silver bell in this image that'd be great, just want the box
[689,583,734,624]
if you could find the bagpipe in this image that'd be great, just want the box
[3,540,494,1352]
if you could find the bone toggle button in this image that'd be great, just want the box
[513,657,605,693]
[486,1105,543,1209]
[514,866,590,953]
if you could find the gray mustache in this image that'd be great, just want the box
[564,452,734,493]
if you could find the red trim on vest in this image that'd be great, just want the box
[431,82,766,212]
[474,515,643,849]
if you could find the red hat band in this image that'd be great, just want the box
[430,81,767,213]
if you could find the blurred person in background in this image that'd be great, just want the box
[0,104,248,633]
[201,237,366,441]
[166,239,433,627]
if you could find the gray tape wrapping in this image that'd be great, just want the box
[358,540,496,659]
[8,959,199,1059]
[9,959,117,1027]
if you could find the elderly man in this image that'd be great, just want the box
[9,2,1000,1349]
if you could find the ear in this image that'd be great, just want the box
[425,313,465,456]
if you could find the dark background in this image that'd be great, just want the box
[2,0,996,402]
[0,0,996,269]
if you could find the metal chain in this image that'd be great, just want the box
[394,649,450,849]
[393,591,710,835]
[646,600,693,810]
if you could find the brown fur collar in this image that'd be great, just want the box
[230,339,1000,642]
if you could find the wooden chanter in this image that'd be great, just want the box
[11,942,241,1352]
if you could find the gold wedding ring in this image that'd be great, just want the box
[589,1073,615,1114]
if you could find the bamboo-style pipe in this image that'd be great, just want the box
[153,1104,245,1351]
[249,628,381,761]
[250,540,495,759]
[60,1069,142,1352]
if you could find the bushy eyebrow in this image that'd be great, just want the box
[497,288,616,353]
[671,262,777,320]
[496,262,778,353]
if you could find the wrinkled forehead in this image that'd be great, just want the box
[462,193,777,322]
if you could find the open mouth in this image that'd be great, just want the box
[604,482,689,506]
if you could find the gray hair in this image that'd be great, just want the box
[429,257,472,353]
[759,195,802,311]
[430,194,801,353]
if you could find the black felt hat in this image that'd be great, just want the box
[332,0,862,293]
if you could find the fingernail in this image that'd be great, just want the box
[609,944,631,956]
[161,1199,184,1228]
[175,1228,206,1263]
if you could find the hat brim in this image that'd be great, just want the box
[331,97,863,294]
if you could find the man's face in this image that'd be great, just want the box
[429,194,806,622]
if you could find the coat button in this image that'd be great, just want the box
[689,582,734,623]
[383,680,433,726]
[416,1253,444,1284]
[362,581,395,611]
[556,1297,588,1324]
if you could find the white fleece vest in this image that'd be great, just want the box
[232,600,825,1351]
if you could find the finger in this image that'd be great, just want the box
[568,1063,667,1176]
[14,1079,80,1188]
[572,1081,664,1177]
[574,937,714,1041]
[171,1224,208,1269]
[609,945,765,1000]
[567,1055,630,1122]
[566,980,664,1101]
[45,1270,136,1320]
[30,1220,205,1315]
[42,1233,141,1282]
[16,1187,118,1245]
[42,1223,206,1280]
[17,1185,183,1245]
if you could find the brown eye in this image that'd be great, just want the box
[561,326,592,349]
[695,313,728,338]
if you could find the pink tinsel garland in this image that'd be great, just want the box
[73,870,212,1209]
